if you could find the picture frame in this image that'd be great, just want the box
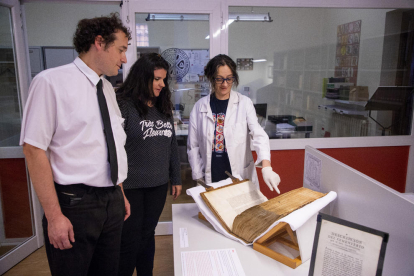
[309,213,389,276]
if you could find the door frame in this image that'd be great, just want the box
[122,0,223,235]
[121,0,222,78]
[0,0,44,274]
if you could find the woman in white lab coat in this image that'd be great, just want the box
[187,54,281,192]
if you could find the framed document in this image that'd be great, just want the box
[309,213,388,276]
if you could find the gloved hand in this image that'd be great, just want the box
[261,167,281,194]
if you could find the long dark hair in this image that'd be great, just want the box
[116,53,172,118]
[204,54,239,93]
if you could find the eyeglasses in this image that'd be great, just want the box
[214,77,236,84]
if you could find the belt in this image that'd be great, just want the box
[54,182,117,194]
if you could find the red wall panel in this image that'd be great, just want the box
[254,146,409,199]
[0,159,33,238]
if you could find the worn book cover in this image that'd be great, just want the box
[201,180,326,243]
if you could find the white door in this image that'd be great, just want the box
[0,0,43,274]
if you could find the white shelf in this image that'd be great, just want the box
[318,104,368,116]
[334,100,367,106]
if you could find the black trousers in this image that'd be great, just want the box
[43,183,125,276]
[118,184,168,276]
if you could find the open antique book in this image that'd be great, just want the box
[200,180,327,243]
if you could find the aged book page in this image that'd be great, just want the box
[201,180,268,231]
[232,187,327,243]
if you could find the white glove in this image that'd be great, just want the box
[261,167,281,194]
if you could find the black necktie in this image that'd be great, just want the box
[97,79,118,185]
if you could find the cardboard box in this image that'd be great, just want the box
[349,86,369,101]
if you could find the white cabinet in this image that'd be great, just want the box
[43,47,78,70]
[28,47,43,78]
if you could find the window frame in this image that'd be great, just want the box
[122,0,414,193]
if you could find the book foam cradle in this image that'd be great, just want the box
[187,177,337,269]
[198,211,316,269]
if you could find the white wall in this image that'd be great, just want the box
[24,2,120,46]
[135,14,209,52]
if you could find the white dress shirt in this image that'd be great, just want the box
[20,57,127,187]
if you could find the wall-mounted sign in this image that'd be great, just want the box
[181,49,209,83]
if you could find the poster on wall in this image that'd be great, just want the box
[309,213,388,276]
[335,20,361,85]
[237,58,253,70]
[161,48,209,83]
[304,152,322,192]
[181,49,210,82]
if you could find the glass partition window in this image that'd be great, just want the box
[228,7,414,139]
[0,5,34,259]
[0,7,21,147]
[135,13,210,220]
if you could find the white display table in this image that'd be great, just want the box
[172,203,311,276]
[172,146,414,275]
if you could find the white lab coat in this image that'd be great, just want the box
[187,90,271,185]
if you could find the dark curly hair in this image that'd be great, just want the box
[116,53,173,118]
[73,13,131,54]
[204,54,239,92]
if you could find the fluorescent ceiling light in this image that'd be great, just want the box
[229,12,272,22]
[146,14,209,21]
[146,13,272,22]
[253,59,267,63]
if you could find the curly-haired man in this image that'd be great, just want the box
[20,13,131,276]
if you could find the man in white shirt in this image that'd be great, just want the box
[20,14,131,276]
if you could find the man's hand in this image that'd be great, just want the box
[23,144,74,249]
[172,185,182,200]
[124,196,131,221]
[119,183,130,221]
[47,213,75,250]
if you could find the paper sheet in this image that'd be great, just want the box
[313,220,383,276]
[181,249,245,276]
[180,228,189,248]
